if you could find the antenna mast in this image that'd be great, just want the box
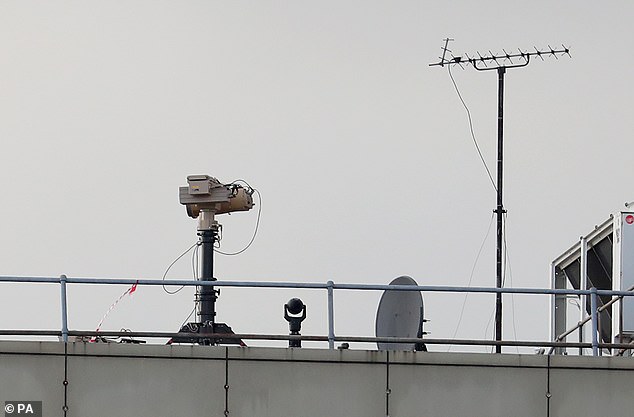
[430,39,570,353]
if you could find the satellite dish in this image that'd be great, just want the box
[375,276,425,351]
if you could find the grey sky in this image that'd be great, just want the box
[1,1,633,350]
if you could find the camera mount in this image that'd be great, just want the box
[284,298,306,348]
[171,175,254,346]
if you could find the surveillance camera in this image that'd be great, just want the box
[286,298,305,315]
[179,175,254,218]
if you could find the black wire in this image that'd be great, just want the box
[483,307,496,353]
[162,241,198,295]
[502,214,508,287]
[484,214,519,353]
[62,342,69,415]
[224,347,230,416]
[447,64,497,192]
[502,212,519,352]
[179,305,197,328]
[448,212,495,351]
[215,182,262,256]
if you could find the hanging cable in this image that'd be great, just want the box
[215,180,262,256]
[483,213,519,353]
[447,65,497,192]
[192,242,200,279]
[502,212,520,353]
[448,213,495,352]
[162,241,199,295]
[179,305,197,329]
[483,307,496,353]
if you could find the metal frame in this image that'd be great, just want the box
[612,210,634,339]
[550,217,613,355]
[3,275,634,354]
[579,236,588,355]
[550,210,634,355]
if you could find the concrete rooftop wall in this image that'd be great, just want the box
[0,341,633,417]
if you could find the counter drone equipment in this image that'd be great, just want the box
[171,175,254,345]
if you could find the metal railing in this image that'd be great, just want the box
[1,275,633,355]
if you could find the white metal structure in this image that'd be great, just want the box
[551,208,634,354]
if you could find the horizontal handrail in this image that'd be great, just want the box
[4,329,634,351]
[2,275,634,297]
[1,274,632,355]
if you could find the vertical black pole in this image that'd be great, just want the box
[495,67,505,353]
[199,228,217,327]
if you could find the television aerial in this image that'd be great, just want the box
[375,276,427,351]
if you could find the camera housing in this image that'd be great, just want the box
[179,175,254,218]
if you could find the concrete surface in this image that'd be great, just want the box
[0,341,633,417]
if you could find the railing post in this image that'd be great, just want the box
[60,274,69,343]
[590,287,599,356]
[579,236,588,355]
[327,280,335,349]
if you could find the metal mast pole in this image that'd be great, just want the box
[430,41,570,353]
[199,228,217,325]
[198,209,219,338]
[494,67,506,353]
[174,175,254,346]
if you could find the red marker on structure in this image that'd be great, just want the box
[90,280,139,342]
